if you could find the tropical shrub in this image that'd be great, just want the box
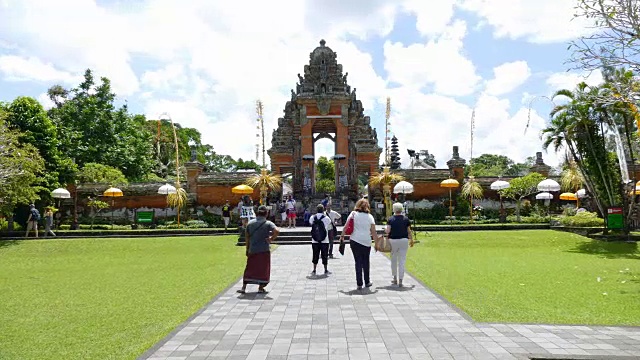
[559,211,604,227]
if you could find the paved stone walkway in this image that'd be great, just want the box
[142,246,640,360]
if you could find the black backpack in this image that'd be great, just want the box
[31,209,41,221]
[310,215,327,242]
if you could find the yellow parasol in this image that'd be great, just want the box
[232,184,254,195]
[440,179,460,224]
[560,192,579,209]
[559,192,578,201]
[103,187,123,197]
[103,187,123,228]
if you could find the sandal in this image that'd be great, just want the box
[258,288,268,294]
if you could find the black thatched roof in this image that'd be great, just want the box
[76,182,185,197]
[397,169,453,181]
[197,171,255,185]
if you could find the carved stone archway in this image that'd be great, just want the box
[268,40,382,200]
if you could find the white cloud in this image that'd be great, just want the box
[485,60,531,96]
[0,55,78,83]
[140,64,186,91]
[388,89,559,169]
[0,0,565,171]
[461,0,594,43]
[37,93,55,110]
[383,21,481,96]
[303,0,398,40]
[546,70,604,92]
[0,0,139,95]
[402,0,457,36]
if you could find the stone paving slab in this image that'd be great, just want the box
[141,246,640,360]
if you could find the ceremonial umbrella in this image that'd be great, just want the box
[440,179,460,224]
[52,188,71,199]
[103,187,123,228]
[537,179,561,192]
[490,180,510,219]
[51,188,71,209]
[158,184,177,220]
[536,192,554,221]
[393,180,414,220]
[393,181,414,194]
[535,192,553,200]
[560,192,579,208]
[232,184,254,195]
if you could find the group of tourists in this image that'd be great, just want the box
[24,204,57,238]
[238,198,414,294]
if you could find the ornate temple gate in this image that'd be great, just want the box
[268,40,381,201]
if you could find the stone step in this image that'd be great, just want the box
[236,228,387,246]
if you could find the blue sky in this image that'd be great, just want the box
[0,0,604,168]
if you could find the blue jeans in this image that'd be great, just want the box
[350,241,371,287]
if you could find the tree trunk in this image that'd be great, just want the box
[515,198,522,222]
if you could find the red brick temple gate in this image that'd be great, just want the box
[268,40,382,201]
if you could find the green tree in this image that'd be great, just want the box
[48,69,154,181]
[86,198,110,229]
[2,96,75,193]
[77,163,128,186]
[145,119,203,177]
[234,158,261,172]
[315,156,335,181]
[316,179,336,194]
[200,145,236,172]
[0,113,45,228]
[465,154,530,177]
[500,173,545,222]
[542,82,622,218]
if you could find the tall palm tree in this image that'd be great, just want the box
[245,168,282,205]
[542,82,619,217]
[461,176,483,223]
[369,166,404,218]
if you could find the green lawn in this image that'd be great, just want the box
[407,230,640,326]
[0,236,245,360]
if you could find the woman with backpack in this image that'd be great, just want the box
[309,204,332,276]
[339,199,378,290]
[385,203,414,287]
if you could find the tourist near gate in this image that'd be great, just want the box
[268,40,382,201]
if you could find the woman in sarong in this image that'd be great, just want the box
[238,205,279,294]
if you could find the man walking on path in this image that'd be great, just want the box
[309,204,332,275]
[25,204,40,238]
[221,200,231,231]
[325,204,341,258]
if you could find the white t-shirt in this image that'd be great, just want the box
[325,210,341,230]
[286,199,296,210]
[309,213,332,243]
[349,211,375,247]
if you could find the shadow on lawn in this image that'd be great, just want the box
[0,240,20,249]
[567,240,639,260]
